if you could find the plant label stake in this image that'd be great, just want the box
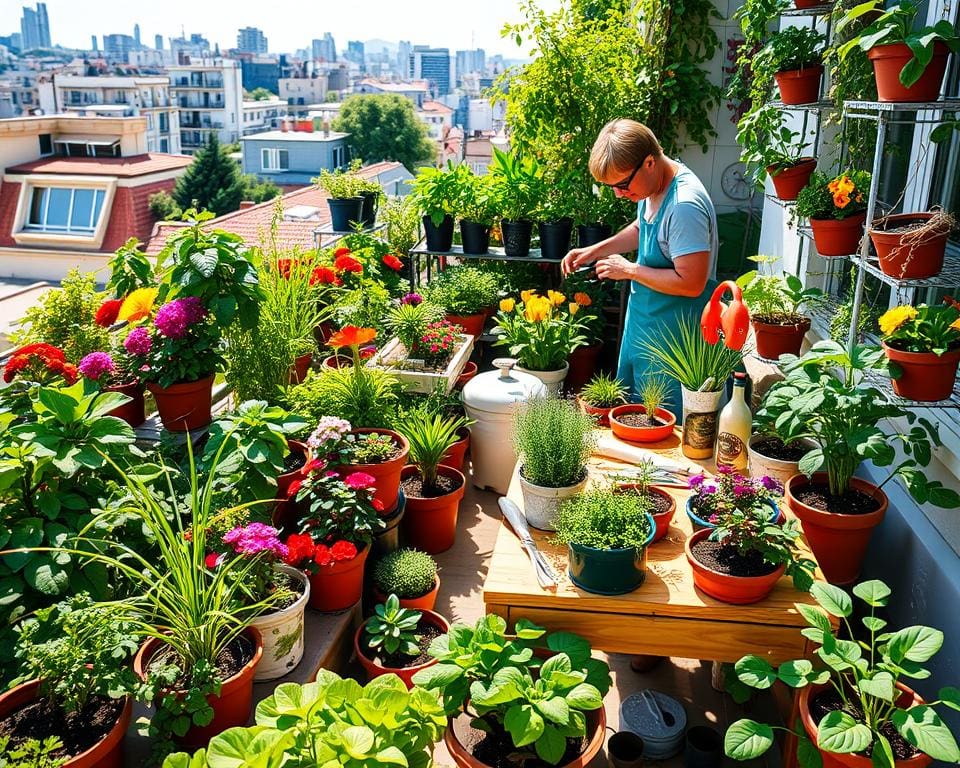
[700,280,750,351]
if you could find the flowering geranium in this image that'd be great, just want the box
[209,522,299,603]
[306,416,353,454]
[878,302,960,356]
[142,295,221,387]
[334,254,363,274]
[310,266,342,287]
[2,343,77,385]
[418,320,462,366]
[95,298,123,327]
[312,540,359,567]
[78,351,115,382]
[688,466,782,523]
[154,296,207,339]
[382,254,404,272]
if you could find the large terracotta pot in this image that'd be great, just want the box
[565,343,602,394]
[882,342,960,402]
[775,65,823,105]
[752,317,810,361]
[342,428,410,515]
[308,543,369,612]
[870,213,949,279]
[810,213,866,257]
[146,374,214,432]
[372,574,440,612]
[799,683,932,768]
[768,158,816,201]
[400,465,466,554]
[444,706,606,768]
[616,483,676,544]
[134,626,262,747]
[784,473,887,585]
[289,352,313,384]
[609,404,677,443]
[440,427,470,472]
[105,380,146,428]
[0,680,131,768]
[447,313,485,339]
[354,609,450,688]
[686,528,785,605]
[868,42,949,103]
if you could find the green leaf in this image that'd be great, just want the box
[885,626,943,664]
[535,725,567,765]
[735,655,777,689]
[189,249,218,277]
[546,632,590,665]
[724,719,774,760]
[374,746,409,766]
[811,583,852,618]
[777,659,829,688]
[566,683,602,710]
[939,686,960,711]
[797,731,823,768]
[892,705,960,762]
[411,663,462,689]
[852,580,890,607]
[340,725,375,759]
[859,671,895,702]
[514,618,546,639]
[505,704,544,747]
[817,710,872,754]
[862,616,887,632]
[539,653,572,680]
[534,696,570,725]
[871,733,895,768]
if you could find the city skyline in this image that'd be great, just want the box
[2,0,560,58]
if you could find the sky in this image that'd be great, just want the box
[5,0,563,58]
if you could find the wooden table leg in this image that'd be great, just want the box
[781,685,801,768]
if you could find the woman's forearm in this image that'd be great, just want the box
[588,223,639,261]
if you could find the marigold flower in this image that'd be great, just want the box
[499,298,516,313]
[382,254,404,271]
[118,287,159,323]
[569,302,580,315]
[328,325,377,349]
[524,296,551,322]
[950,318,960,332]
[95,298,123,327]
[573,292,592,307]
[879,305,918,336]
[547,290,566,306]
[310,266,340,286]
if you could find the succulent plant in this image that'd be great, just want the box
[373,548,438,599]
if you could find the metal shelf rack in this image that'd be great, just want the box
[781,3,836,17]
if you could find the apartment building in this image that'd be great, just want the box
[241,98,288,136]
[279,76,328,110]
[240,125,350,186]
[169,59,243,152]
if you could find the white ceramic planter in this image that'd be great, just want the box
[680,386,724,460]
[249,565,310,681]
[747,435,817,488]
[519,467,589,531]
[517,362,569,397]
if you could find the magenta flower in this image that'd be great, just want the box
[78,351,115,381]
[760,475,783,494]
[401,292,423,306]
[344,471,376,490]
[124,326,152,356]
[222,522,288,558]
[688,473,705,489]
[155,296,207,339]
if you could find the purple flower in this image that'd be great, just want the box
[760,475,783,494]
[222,522,287,558]
[155,297,207,339]
[701,481,718,494]
[401,292,423,306]
[78,351,115,381]
[716,464,733,475]
[733,481,751,498]
[124,326,152,357]
[306,416,352,452]
[688,473,705,489]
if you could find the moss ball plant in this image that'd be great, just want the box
[372,549,438,599]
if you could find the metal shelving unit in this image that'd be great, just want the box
[408,239,561,286]
[781,3,835,17]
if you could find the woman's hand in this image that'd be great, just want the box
[595,254,638,281]
[561,247,598,276]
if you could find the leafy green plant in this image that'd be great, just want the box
[396,410,467,492]
[736,104,815,183]
[755,25,825,79]
[796,170,871,221]
[552,486,652,551]
[384,301,445,353]
[364,594,422,658]
[724,580,960,767]
[106,238,156,298]
[381,194,423,257]
[413,615,611,766]
[162,672,446,768]
[409,163,460,226]
[347,432,398,465]
[514,397,596,488]
[286,367,401,429]
[580,372,628,408]
[372,549,438,599]
[0,736,66,768]
[639,313,744,392]
[490,147,543,222]
[756,340,960,505]
[737,257,826,324]
[458,169,497,225]
[314,166,363,199]
[492,291,588,371]
[423,265,500,316]
[330,283,393,337]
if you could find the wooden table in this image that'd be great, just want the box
[482,427,837,767]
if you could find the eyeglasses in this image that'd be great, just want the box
[605,162,644,191]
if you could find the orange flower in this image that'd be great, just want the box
[117,287,158,322]
[573,292,592,307]
[499,297,516,313]
[520,289,536,304]
[328,325,376,349]
[834,193,851,209]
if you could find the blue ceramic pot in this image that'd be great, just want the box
[685,497,780,530]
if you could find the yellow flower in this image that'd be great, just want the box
[879,305,918,336]
[117,287,158,322]
[569,302,580,315]
[574,292,592,307]
[521,289,536,304]
[547,290,566,306]
[524,296,551,322]
[950,317,960,332]
[499,297,516,313]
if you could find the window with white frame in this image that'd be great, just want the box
[261,147,289,171]
[25,187,106,234]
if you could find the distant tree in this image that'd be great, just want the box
[172,134,245,216]
[245,87,276,101]
[333,94,436,172]
[240,174,281,204]
[148,190,182,221]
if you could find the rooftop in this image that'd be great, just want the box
[239,129,349,142]
[421,100,454,114]
[357,78,429,93]
[5,153,194,178]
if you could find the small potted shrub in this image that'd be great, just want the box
[685,499,815,604]
[457,167,496,255]
[578,372,628,426]
[552,485,656,595]
[413,616,611,768]
[396,410,469,554]
[725,580,960,768]
[353,594,450,688]
[514,396,597,531]
[372,548,440,610]
[423,265,500,338]
[315,167,363,231]
[686,466,782,531]
[490,147,543,258]
[610,375,677,443]
[736,256,825,360]
[869,208,955,279]
[756,25,825,105]
[737,104,816,200]
[878,302,960,402]
[76,337,149,428]
[614,459,679,543]
[410,163,459,252]
[796,170,870,257]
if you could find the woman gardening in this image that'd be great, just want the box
[562,119,719,418]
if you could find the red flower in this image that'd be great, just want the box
[383,254,404,272]
[277,258,300,278]
[334,247,352,258]
[60,363,78,385]
[95,299,123,327]
[286,478,303,498]
[2,343,71,384]
[205,552,223,569]
[313,543,332,566]
[310,266,341,286]
[372,498,385,512]
[304,458,326,474]
[334,255,363,274]
[359,345,377,360]
[344,471,376,490]
[283,533,315,566]
[330,540,358,562]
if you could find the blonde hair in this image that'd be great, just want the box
[588,119,663,180]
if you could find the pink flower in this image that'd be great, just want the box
[306,416,352,452]
[222,522,287,558]
[78,351,115,381]
[154,297,207,339]
[344,471,376,490]
[124,326,152,357]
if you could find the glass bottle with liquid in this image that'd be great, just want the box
[715,372,751,472]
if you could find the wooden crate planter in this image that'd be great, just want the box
[366,334,475,394]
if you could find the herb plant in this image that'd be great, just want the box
[552,486,653,551]
[373,549,438,599]
[314,167,363,199]
[396,410,468,492]
[639,313,744,393]
[409,163,460,226]
[737,257,826,324]
[422,265,500,316]
[490,147,544,222]
[736,104,814,183]
[0,736,66,768]
[348,432,398,464]
[754,25,824,83]
[364,594,423,658]
[458,168,497,226]
[639,374,672,417]
[381,194,422,258]
[580,373,628,408]
[385,301,445,354]
[878,302,960,355]
[514,397,596,488]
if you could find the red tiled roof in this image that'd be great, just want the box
[421,101,453,114]
[6,154,193,178]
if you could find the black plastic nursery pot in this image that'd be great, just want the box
[577,223,612,247]
[538,219,573,260]
[328,197,364,232]
[567,515,655,595]
[460,220,491,255]
[423,214,454,252]
[501,219,534,257]
[359,190,379,228]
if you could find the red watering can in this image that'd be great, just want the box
[700,280,750,351]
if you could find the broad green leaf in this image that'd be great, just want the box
[535,725,567,765]
[811,583,852,618]
[885,626,943,664]
[797,603,833,636]
[939,686,960,711]
[817,710,872,754]
[852,580,890,607]
[23,557,69,595]
[539,653,572,679]
[505,703,544,747]
[871,733,895,768]
[777,659,829,688]
[374,746,408,766]
[340,726,375,759]
[514,618,546,639]
[797,732,823,768]
[566,683,603,710]
[892,705,960,762]
[858,671,895,702]
[411,663,462,689]
[862,616,887,633]
[735,655,776,689]
[206,726,288,768]
[534,696,570,725]
[546,632,590,664]
[724,719,774,760]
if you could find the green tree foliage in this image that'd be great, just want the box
[148,190,182,221]
[245,87,276,101]
[172,134,245,216]
[333,94,436,172]
[240,174,281,204]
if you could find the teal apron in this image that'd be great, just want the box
[616,175,716,422]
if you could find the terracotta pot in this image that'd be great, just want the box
[289,352,313,384]
[776,65,823,105]
[373,573,440,612]
[810,213,866,257]
[447,312,485,339]
[455,361,478,389]
[400,465,466,554]
[105,380,146,427]
[578,397,615,427]
[354,609,450,688]
[882,342,960,402]
[133,626,263,747]
[565,343,602,394]
[799,682,932,768]
[0,680,131,768]
[752,317,810,361]
[793,0,823,7]
[609,404,677,443]
[343,428,410,515]
[868,42,949,103]
[870,213,948,279]
[146,374,214,432]
[308,543,369,612]
[784,473,887,585]
[444,706,606,768]
[440,427,470,472]
[616,483,676,544]
[767,158,816,201]
[314,321,335,346]
[322,354,353,370]
[686,528,785,604]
